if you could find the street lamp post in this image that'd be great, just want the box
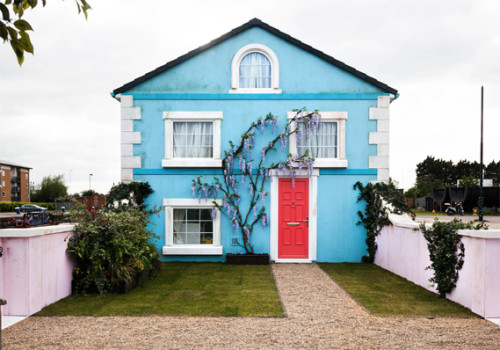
[89,173,93,191]
[478,87,484,222]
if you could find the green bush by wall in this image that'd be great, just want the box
[0,202,56,212]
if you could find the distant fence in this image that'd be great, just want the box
[407,187,499,212]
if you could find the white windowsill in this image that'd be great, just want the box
[162,158,222,168]
[311,159,348,168]
[229,88,282,94]
[162,245,223,255]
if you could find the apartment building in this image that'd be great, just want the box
[0,160,31,202]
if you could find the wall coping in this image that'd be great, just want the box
[0,224,74,238]
[388,213,500,239]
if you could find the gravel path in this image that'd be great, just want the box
[4,264,500,349]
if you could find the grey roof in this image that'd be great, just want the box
[0,159,32,169]
[112,18,397,96]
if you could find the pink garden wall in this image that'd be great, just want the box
[0,224,74,316]
[375,216,500,318]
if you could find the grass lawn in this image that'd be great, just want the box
[319,263,477,318]
[36,262,284,317]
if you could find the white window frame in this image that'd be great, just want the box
[229,44,281,94]
[288,111,348,168]
[1,181,4,187]
[163,198,223,255]
[162,111,223,168]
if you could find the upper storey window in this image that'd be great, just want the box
[239,52,271,88]
[230,44,281,93]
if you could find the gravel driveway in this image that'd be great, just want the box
[4,264,500,349]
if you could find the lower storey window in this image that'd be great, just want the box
[163,198,222,256]
[173,208,213,244]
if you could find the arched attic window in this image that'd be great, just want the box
[230,44,281,93]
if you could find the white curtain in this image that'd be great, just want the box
[173,209,186,244]
[239,52,271,88]
[173,122,213,158]
[297,122,338,158]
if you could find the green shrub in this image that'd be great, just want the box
[420,219,487,297]
[67,204,161,295]
[0,201,55,212]
[353,179,413,263]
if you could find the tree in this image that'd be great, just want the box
[191,109,319,254]
[458,175,479,188]
[80,189,96,197]
[416,156,455,187]
[31,174,67,202]
[485,160,500,186]
[0,0,91,65]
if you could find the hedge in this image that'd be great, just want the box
[0,202,56,212]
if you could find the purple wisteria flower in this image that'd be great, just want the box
[214,184,220,199]
[261,149,266,164]
[291,170,296,188]
[248,183,253,198]
[261,213,268,228]
[259,191,266,205]
[307,159,314,177]
[278,163,285,178]
[202,186,208,201]
[298,161,303,176]
[296,126,303,144]
[244,137,249,152]
[191,183,197,198]
[280,133,287,152]
[211,207,217,220]
[247,161,252,175]
[260,119,266,134]
[253,204,259,219]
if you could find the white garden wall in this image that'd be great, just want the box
[374,215,500,318]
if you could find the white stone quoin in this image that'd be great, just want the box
[117,94,142,182]
[368,94,393,182]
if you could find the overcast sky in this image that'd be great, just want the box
[1,0,499,194]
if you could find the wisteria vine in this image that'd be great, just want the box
[192,109,322,254]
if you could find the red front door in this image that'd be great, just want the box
[278,178,309,259]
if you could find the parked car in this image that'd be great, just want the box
[20,204,47,213]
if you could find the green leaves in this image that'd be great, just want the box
[1,0,91,65]
[0,3,10,20]
[13,18,32,31]
[421,218,487,297]
[353,180,411,263]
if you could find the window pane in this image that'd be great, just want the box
[187,209,199,220]
[172,208,214,245]
[239,52,271,88]
[200,209,211,221]
[173,122,213,158]
[296,122,338,158]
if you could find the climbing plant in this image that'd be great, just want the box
[192,109,321,254]
[419,219,487,297]
[353,180,412,263]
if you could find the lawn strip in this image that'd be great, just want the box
[35,262,284,317]
[319,263,477,318]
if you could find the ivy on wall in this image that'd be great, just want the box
[420,219,487,297]
[353,180,412,263]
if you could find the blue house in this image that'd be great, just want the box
[112,18,397,263]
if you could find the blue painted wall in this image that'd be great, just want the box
[121,25,388,262]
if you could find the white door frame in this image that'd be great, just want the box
[269,169,318,263]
